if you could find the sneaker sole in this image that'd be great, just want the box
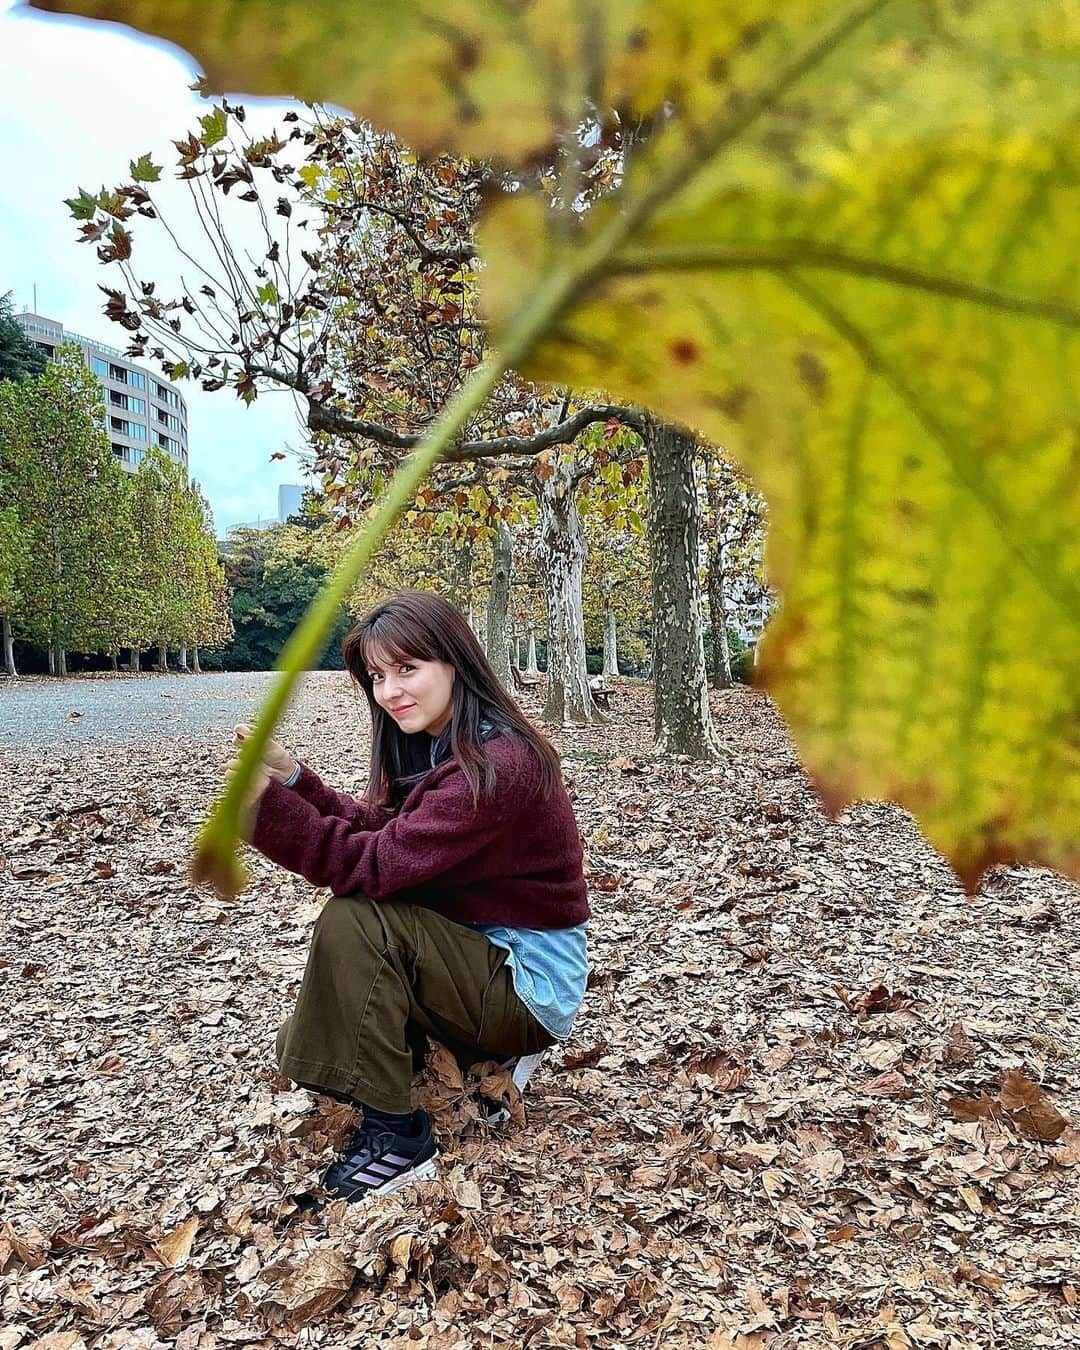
[367,1151,439,1198]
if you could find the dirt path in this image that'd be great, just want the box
[0,670,284,748]
[2,676,1077,1347]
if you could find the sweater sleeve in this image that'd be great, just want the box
[286,762,393,831]
[250,745,534,898]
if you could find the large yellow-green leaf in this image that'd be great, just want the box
[38,0,1079,888]
[480,3,1080,885]
[29,0,805,163]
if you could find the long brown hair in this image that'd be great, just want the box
[343,590,561,808]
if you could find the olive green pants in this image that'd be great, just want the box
[275,895,556,1114]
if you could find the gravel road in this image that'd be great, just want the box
[0,672,332,748]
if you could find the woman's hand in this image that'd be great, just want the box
[234,723,297,783]
[223,730,276,833]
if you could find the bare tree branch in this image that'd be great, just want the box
[304,398,646,458]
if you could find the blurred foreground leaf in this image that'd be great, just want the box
[481,2,1080,883]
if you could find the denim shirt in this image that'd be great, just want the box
[471,921,589,1039]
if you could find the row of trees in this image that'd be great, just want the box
[0,339,231,677]
[71,104,769,753]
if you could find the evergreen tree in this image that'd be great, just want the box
[0,293,47,384]
[212,525,348,671]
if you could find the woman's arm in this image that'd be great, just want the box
[250,741,536,897]
[286,762,394,831]
[233,723,392,831]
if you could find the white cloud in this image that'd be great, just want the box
[0,0,313,531]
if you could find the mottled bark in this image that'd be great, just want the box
[447,538,474,613]
[130,648,141,673]
[110,650,118,673]
[538,460,601,724]
[485,521,513,689]
[706,538,733,689]
[602,600,620,679]
[2,615,16,677]
[179,645,189,671]
[526,631,539,675]
[192,645,202,674]
[157,642,168,672]
[645,416,722,758]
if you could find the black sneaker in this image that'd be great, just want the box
[323,1110,439,1202]
[482,1050,549,1125]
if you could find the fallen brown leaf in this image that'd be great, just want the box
[152,1216,199,1268]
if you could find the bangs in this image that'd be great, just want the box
[356,611,440,674]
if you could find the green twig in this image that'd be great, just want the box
[191,355,508,895]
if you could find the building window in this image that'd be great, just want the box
[157,431,175,451]
[109,391,146,414]
[130,423,146,440]
[111,443,129,462]
[91,357,109,378]
[109,363,127,383]
[110,415,128,434]
[129,370,146,390]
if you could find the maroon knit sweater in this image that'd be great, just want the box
[250,734,590,929]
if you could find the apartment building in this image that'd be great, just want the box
[14,311,189,475]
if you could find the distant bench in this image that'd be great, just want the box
[510,666,544,693]
[588,677,616,710]
[509,665,615,709]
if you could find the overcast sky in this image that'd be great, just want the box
[0,0,314,532]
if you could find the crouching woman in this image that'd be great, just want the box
[240,590,590,1203]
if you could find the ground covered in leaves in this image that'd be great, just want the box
[2,674,1078,1348]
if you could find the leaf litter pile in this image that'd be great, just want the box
[2,674,1078,1348]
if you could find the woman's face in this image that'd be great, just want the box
[367,647,456,736]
